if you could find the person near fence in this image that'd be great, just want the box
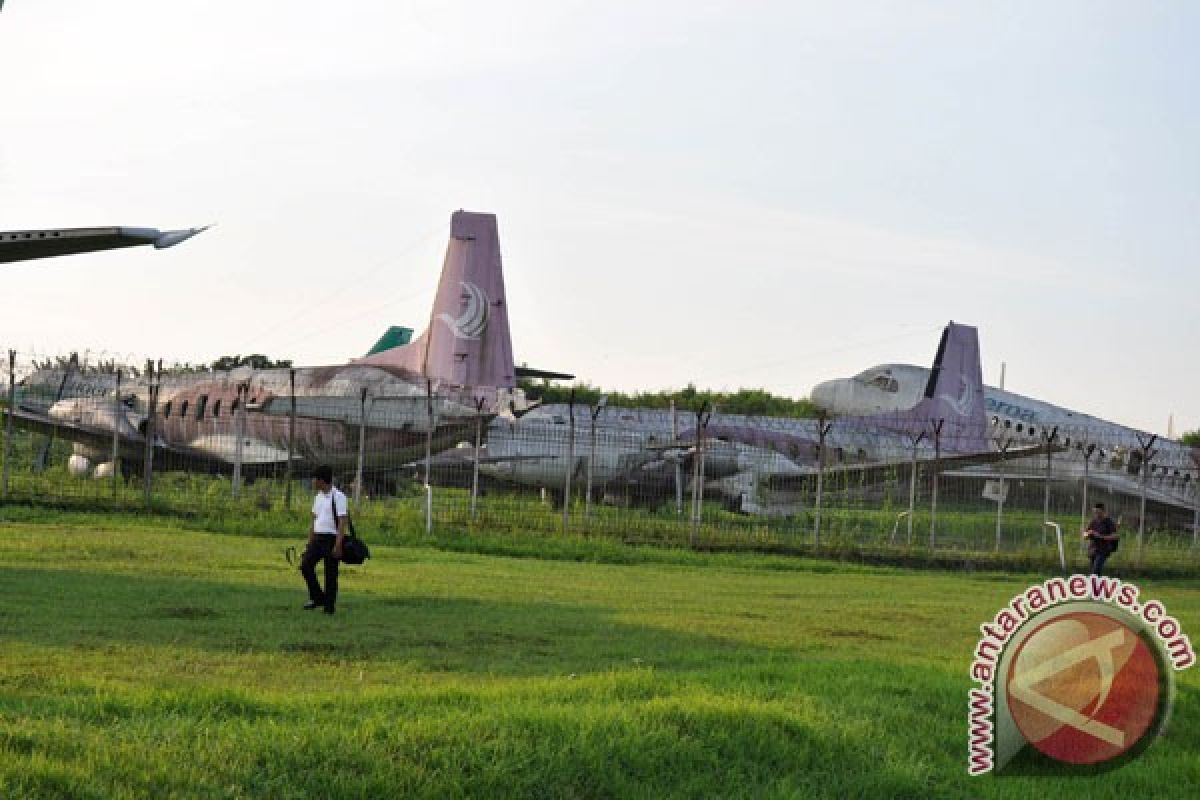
[1082,502,1119,575]
[300,464,346,614]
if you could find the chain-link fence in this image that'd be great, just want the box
[3,350,1198,572]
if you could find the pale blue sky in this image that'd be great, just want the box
[1,1,1196,434]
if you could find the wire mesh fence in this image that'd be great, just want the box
[2,350,1198,572]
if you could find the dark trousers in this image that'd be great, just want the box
[1089,549,1111,576]
[300,535,339,610]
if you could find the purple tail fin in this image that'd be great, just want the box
[858,322,988,453]
[356,211,516,391]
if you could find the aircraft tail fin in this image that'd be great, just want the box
[365,326,413,356]
[355,211,516,392]
[857,322,988,453]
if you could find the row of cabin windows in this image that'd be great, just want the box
[989,415,1189,478]
[160,395,250,421]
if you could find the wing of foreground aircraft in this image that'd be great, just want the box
[0,404,292,472]
[0,225,209,264]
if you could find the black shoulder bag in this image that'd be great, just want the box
[333,492,371,565]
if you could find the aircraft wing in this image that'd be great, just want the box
[3,405,142,458]
[407,448,558,470]
[759,443,1063,489]
[1,406,292,469]
[0,225,209,264]
[249,395,482,430]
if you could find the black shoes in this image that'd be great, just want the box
[303,601,336,614]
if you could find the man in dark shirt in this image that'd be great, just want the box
[1082,502,1119,575]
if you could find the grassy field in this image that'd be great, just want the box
[0,513,1197,799]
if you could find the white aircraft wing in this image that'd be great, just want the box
[0,225,209,264]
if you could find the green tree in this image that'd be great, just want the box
[1181,430,1200,447]
[209,354,293,371]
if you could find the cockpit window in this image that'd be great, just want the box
[860,371,899,393]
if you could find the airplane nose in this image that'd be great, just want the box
[810,380,838,413]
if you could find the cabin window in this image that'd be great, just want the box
[990,416,1000,427]
[1029,426,1037,437]
[1015,423,1023,433]
[212,399,222,418]
[162,401,172,418]
[181,400,189,418]
[1004,419,1012,429]
[231,398,240,413]
[195,395,208,420]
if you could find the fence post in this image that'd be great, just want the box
[142,360,159,509]
[424,380,434,534]
[993,478,1007,552]
[232,382,247,499]
[1041,427,1058,544]
[929,418,944,550]
[111,369,122,500]
[561,390,576,534]
[1135,433,1157,568]
[671,400,683,514]
[1080,441,1094,547]
[2,349,14,500]
[284,368,296,510]
[584,396,606,526]
[689,404,711,548]
[470,397,485,519]
[354,387,368,505]
[814,414,831,549]
[905,431,924,546]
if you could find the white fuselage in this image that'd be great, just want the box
[811,364,1199,501]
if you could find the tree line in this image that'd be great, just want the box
[517,379,821,418]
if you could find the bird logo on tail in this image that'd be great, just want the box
[438,282,490,340]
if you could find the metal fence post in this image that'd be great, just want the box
[994,478,1006,552]
[1135,433,1157,567]
[1042,427,1058,544]
[232,382,247,499]
[814,414,831,549]
[561,390,576,534]
[424,379,434,535]
[584,396,606,526]
[929,418,944,550]
[671,400,683,515]
[284,368,296,510]
[689,404,711,548]
[2,350,15,500]
[906,431,924,546]
[1080,442,1093,543]
[354,387,368,505]
[470,397,485,520]
[142,360,159,509]
[111,369,122,500]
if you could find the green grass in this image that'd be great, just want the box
[0,515,1197,798]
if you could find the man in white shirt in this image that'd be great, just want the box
[300,464,347,614]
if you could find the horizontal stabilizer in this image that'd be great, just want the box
[514,366,575,381]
